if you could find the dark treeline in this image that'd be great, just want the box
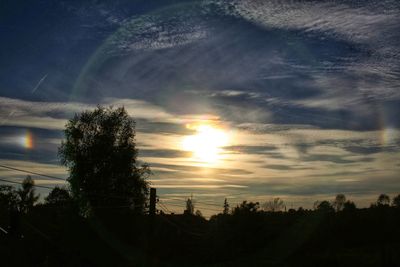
[1,184,400,267]
[1,106,400,266]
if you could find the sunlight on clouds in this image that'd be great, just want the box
[182,123,230,165]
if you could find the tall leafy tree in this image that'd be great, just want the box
[59,106,150,213]
[17,175,39,213]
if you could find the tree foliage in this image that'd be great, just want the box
[0,185,18,211]
[393,194,400,208]
[59,106,150,213]
[343,200,356,211]
[184,197,194,215]
[333,194,346,212]
[377,194,390,206]
[223,198,229,215]
[17,175,39,213]
[263,197,285,212]
[45,187,72,205]
[195,209,203,218]
[314,200,335,213]
[232,201,260,215]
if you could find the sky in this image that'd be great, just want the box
[1,0,400,215]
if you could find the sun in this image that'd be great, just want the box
[182,124,229,164]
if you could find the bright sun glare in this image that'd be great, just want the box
[182,124,229,164]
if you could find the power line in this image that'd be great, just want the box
[0,164,148,200]
[0,174,221,214]
[0,177,54,190]
[0,225,8,234]
[163,196,222,206]
[159,196,229,209]
[158,200,172,213]
[159,192,250,204]
[0,164,67,181]
[0,163,244,212]
[23,219,52,241]
[158,203,169,214]
[157,214,203,236]
[159,200,179,214]
[164,203,221,212]
[0,176,150,202]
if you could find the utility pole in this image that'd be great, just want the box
[149,188,156,216]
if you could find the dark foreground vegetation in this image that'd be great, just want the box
[1,192,400,267]
[1,106,400,266]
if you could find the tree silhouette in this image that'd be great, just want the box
[333,194,346,212]
[223,198,230,215]
[377,194,390,206]
[59,106,150,213]
[184,197,194,215]
[315,200,334,213]
[393,194,400,208]
[343,200,356,211]
[0,185,18,211]
[17,175,39,213]
[262,197,285,212]
[45,186,72,205]
[195,209,203,218]
[232,201,260,215]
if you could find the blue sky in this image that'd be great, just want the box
[1,0,399,214]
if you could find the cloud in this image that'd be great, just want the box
[149,162,253,176]
[344,145,398,155]
[302,154,369,164]
[152,184,247,189]
[106,10,208,53]
[230,0,400,51]
[224,145,277,154]
[0,96,189,130]
[263,164,312,171]
[217,0,400,129]
[140,148,191,159]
